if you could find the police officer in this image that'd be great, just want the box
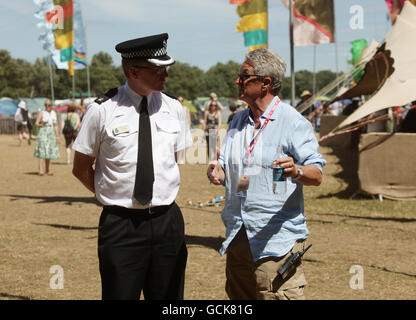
[72,33,193,300]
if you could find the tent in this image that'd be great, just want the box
[330,1,416,131]
[318,2,416,200]
[0,99,18,118]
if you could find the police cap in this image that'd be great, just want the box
[115,33,175,66]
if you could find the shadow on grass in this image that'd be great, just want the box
[5,194,99,206]
[0,292,31,300]
[364,264,416,278]
[33,223,97,231]
[317,213,416,223]
[185,235,225,252]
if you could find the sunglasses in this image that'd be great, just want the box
[133,65,169,75]
[237,73,265,82]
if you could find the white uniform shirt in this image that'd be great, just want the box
[73,82,193,209]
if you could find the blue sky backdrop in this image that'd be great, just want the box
[0,0,390,74]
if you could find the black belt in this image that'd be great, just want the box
[103,202,174,216]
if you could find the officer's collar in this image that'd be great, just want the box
[124,82,154,107]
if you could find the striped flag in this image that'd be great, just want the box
[231,0,268,51]
[281,0,335,46]
[34,0,87,76]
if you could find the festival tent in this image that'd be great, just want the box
[18,98,48,114]
[329,1,416,132]
[318,1,416,200]
[0,99,18,118]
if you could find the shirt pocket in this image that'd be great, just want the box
[102,124,138,159]
[154,116,180,152]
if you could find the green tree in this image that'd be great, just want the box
[165,62,204,100]
[89,52,123,96]
[201,61,240,98]
[29,57,53,98]
[0,50,31,98]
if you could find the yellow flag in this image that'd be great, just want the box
[55,31,74,50]
[68,59,74,77]
[236,12,267,32]
[248,44,268,51]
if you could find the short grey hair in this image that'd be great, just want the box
[121,58,145,78]
[245,48,286,95]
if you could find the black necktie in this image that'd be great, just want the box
[133,96,154,205]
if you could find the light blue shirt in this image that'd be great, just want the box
[218,96,326,261]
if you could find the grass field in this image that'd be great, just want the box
[0,134,415,300]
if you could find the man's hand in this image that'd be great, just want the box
[274,157,322,186]
[207,161,224,185]
[207,147,225,185]
[73,151,96,193]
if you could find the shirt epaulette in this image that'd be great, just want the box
[162,92,178,101]
[95,88,118,104]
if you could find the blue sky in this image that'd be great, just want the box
[0,0,390,74]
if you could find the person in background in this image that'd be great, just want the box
[61,102,81,164]
[204,92,224,113]
[296,90,313,117]
[34,99,60,176]
[78,97,86,121]
[203,100,222,161]
[178,96,191,128]
[14,101,32,146]
[227,103,238,125]
[207,48,326,300]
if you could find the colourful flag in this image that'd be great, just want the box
[51,0,74,75]
[281,0,335,47]
[34,0,87,76]
[73,0,87,66]
[232,0,268,51]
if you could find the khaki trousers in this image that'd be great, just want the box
[225,226,307,300]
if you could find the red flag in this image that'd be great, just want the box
[230,0,254,4]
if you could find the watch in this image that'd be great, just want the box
[294,166,303,180]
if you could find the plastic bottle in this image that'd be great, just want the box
[214,196,224,202]
[272,146,287,195]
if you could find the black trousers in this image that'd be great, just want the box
[98,202,187,300]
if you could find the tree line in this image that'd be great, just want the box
[0,49,340,102]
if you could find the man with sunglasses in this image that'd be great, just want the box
[72,33,192,300]
[207,48,326,300]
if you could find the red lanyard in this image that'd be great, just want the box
[244,98,280,164]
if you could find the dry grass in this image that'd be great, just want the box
[0,135,415,300]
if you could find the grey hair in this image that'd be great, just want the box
[121,58,145,78]
[245,48,286,95]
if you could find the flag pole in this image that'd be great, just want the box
[333,0,339,92]
[72,68,75,100]
[80,0,91,97]
[289,0,295,106]
[313,45,316,97]
[267,0,269,47]
[47,53,55,104]
[86,62,91,98]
